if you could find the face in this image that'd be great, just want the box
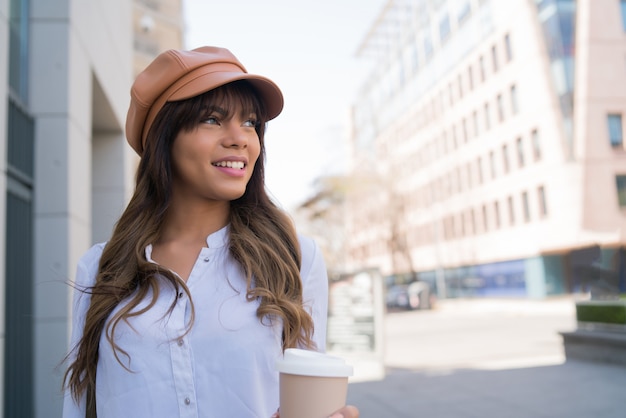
[170,103,261,204]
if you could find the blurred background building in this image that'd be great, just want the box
[0,0,182,416]
[340,0,626,299]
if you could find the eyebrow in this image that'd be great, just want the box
[203,104,258,119]
[206,106,227,115]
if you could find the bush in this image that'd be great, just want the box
[576,301,626,325]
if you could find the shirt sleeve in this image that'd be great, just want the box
[298,235,329,352]
[62,243,105,418]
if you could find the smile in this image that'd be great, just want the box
[212,161,245,170]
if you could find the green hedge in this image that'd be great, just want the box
[576,302,626,325]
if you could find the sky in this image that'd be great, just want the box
[182,0,386,211]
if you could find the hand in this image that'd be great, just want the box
[271,405,359,418]
[328,405,359,418]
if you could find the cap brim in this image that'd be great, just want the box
[168,71,284,120]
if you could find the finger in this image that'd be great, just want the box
[330,405,359,418]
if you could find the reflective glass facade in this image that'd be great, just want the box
[535,0,576,157]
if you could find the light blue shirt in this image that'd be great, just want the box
[62,226,328,418]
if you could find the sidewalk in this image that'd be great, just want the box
[345,297,625,417]
[347,360,625,418]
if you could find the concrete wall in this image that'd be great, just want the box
[576,0,626,238]
[29,0,132,416]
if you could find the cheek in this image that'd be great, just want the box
[250,138,262,164]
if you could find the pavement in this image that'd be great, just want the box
[344,297,626,418]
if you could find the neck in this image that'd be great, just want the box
[158,196,230,245]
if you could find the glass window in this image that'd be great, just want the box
[537,185,548,217]
[531,128,542,161]
[462,118,468,142]
[504,33,513,61]
[489,150,496,178]
[502,144,510,173]
[9,0,30,102]
[621,0,626,31]
[484,103,491,130]
[616,175,626,207]
[494,201,501,228]
[473,110,479,137]
[424,35,434,59]
[411,43,419,74]
[458,74,463,99]
[452,124,458,148]
[491,45,499,72]
[497,94,505,122]
[507,195,515,225]
[608,113,623,147]
[516,137,525,167]
[439,14,451,41]
[477,157,483,184]
[468,65,474,90]
[458,1,471,23]
[482,204,489,232]
[469,209,476,234]
[479,55,486,81]
[510,84,519,114]
[397,60,405,89]
[459,213,470,236]
[522,191,531,222]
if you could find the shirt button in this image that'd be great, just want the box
[177,339,184,347]
[184,397,191,405]
[203,257,210,262]
[178,292,183,299]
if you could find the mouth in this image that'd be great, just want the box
[212,161,246,170]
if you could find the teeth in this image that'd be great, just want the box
[213,161,245,169]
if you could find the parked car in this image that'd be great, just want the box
[386,281,435,311]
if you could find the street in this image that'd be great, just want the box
[346,297,626,418]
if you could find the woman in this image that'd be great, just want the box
[62,46,359,418]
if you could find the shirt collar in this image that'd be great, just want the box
[145,225,230,262]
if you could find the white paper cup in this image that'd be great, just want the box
[275,349,354,418]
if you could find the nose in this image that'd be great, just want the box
[223,121,249,149]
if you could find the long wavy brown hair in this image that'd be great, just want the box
[63,80,315,414]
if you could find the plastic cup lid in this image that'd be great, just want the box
[275,348,354,378]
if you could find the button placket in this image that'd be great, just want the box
[166,294,197,417]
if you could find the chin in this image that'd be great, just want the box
[224,190,247,202]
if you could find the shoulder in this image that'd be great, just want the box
[74,242,106,288]
[298,234,317,259]
[297,234,326,281]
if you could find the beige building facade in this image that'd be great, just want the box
[0,0,182,416]
[346,0,626,299]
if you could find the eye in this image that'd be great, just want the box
[202,116,220,125]
[242,118,258,128]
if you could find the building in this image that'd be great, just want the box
[345,0,626,299]
[0,0,182,416]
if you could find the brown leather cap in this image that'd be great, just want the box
[126,46,284,155]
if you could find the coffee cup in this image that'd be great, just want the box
[275,348,354,418]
